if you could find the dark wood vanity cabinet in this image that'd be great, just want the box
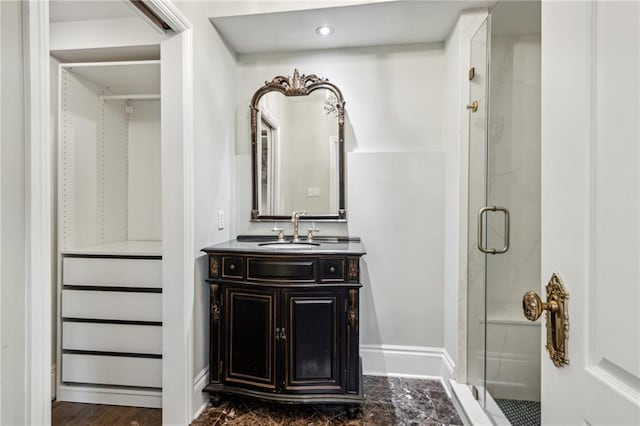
[224,286,278,391]
[202,241,365,412]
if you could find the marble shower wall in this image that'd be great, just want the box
[485,33,541,401]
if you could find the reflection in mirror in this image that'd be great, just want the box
[250,69,346,221]
[258,90,339,216]
[260,116,277,214]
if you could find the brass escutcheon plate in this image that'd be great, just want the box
[522,273,570,367]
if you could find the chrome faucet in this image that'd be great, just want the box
[291,211,306,242]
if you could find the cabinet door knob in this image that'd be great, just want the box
[275,327,287,341]
[329,266,336,273]
[229,264,236,271]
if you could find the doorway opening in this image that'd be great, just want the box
[466,1,541,424]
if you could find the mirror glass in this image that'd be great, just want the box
[258,90,339,216]
[250,70,346,221]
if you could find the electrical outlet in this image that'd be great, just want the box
[218,210,224,230]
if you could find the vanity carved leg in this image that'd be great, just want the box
[209,393,222,407]
[346,405,360,420]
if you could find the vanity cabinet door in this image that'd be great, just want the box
[282,289,346,393]
[223,286,278,391]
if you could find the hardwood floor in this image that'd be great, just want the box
[52,402,161,426]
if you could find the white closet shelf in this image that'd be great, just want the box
[99,94,160,101]
[62,60,160,96]
[62,240,162,256]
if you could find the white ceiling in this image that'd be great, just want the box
[49,0,137,23]
[210,1,495,55]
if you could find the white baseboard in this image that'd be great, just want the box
[192,367,210,420]
[57,385,161,408]
[360,344,455,395]
[188,345,455,420]
[52,365,56,400]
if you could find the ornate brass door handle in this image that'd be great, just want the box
[522,291,557,321]
[522,273,569,367]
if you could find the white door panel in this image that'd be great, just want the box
[541,2,640,424]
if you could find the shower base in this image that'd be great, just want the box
[495,398,541,426]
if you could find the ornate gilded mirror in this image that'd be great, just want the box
[250,69,346,221]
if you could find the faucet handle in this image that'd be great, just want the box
[307,223,320,241]
[271,225,285,241]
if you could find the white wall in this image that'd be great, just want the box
[173,0,237,403]
[1,2,26,424]
[234,44,447,350]
[128,100,162,241]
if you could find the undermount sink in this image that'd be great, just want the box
[258,241,320,249]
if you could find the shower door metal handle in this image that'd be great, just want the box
[477,206,510,254]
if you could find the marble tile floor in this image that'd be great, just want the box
[191,376,462,425]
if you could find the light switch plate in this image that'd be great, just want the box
[218,210,224,230]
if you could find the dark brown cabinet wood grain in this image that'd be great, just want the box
[224,287,278,391]
[202,240,365,415]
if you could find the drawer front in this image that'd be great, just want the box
[62,290,162,322]
[247,258,316,282]
[62,322,162,355]
[63,257,161,288]
[222,256,244,279]
[319,258,345,282]
[62,353,161,388]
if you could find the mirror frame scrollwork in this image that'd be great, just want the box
[250,69,346,221]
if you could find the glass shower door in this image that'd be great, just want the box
[467,3,542,423]
[466,17,490,409]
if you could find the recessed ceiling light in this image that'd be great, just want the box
[315,26,334,36]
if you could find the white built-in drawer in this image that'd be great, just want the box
[63,257,161,288]
[63,322,161,354]
[62,290,161,322]
[62,353,161,388]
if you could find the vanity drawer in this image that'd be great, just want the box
[319,258,345,282]
[247,258,316,282]
[222,256,244,279]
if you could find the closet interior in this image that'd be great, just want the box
[56,59,163,408]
